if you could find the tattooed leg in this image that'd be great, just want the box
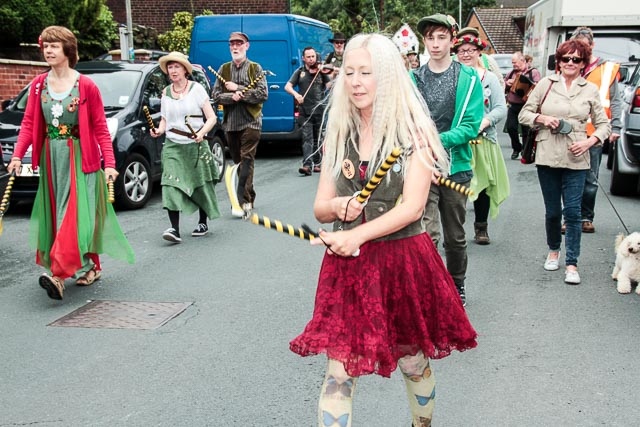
[318,358,357,427]
[398,351,435,427]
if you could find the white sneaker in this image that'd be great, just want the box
[162,228,182,243]
[543,252,560,271]
[564,269,581,285]
[231,207,245,218]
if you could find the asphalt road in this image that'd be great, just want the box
[1,133,639,426]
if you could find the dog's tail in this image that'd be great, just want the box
[615,233,625,250]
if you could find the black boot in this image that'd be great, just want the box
[455,281,466,307]
[474,222,490,245]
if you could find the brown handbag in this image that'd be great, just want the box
[521,80,554,164]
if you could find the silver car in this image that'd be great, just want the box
[610,60,640,195]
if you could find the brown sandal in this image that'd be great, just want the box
[76,267,101,286]
[39,274,65,300]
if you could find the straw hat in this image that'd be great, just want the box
[159,51,193,75]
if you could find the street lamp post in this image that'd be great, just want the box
[125,0,134,61]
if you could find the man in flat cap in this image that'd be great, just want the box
[414,14,484,307]
[212,31,268,218]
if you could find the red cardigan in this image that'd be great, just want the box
[13,72,115,172]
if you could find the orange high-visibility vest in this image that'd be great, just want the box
[585,61,619,136]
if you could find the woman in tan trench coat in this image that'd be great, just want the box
[518,39,610,285]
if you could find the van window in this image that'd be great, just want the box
[293,22,333,60]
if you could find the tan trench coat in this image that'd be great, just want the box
[518,74,611,170]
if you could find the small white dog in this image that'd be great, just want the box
[612,232,640,294]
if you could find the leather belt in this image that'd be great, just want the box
[168,128,196,138]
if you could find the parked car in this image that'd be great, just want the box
[490,53,513,78]
[94,49,169,61]
[0,60,226,209]
[609,60,640,195]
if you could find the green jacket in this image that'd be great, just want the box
[440,64,484,175]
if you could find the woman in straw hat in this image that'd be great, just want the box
[452,32,509,245]
[7,26,134,300]
[151,52,220,243]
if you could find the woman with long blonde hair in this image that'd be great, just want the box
[290,33,477,427]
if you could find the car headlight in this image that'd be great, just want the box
[106,117,118,141]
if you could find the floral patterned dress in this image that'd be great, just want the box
[29,73,134,279]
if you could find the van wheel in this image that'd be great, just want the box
[115,153,153,209]
[209,135,226,178]
[610,149,639,196]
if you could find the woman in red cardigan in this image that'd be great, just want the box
[7,26,134,300]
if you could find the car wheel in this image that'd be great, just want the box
[116,153,153,209]
[209,135,226,179]
[610,148,639,196]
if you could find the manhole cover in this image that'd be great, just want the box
[48,300,193,330]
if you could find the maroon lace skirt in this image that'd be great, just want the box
[290,233,477,378]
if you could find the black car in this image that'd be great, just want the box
[0,61,226,209]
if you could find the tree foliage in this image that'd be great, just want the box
[157,10,213,54]
[292,0,496,50]
[0,0,55,47]
[0,0,117,59]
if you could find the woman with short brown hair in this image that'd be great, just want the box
[7,26,134,300]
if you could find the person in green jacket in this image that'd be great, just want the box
[414,14,484,306]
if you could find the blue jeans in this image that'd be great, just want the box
[580,145,602,222]
[537,166,587,267]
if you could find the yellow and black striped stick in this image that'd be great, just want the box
[241,71,267,94]
[107,177,115,204]
[207,66,227,84]
[356,147,402,203]
[142,106,156,131]
[0,172,16,236]
[437,176,474,196]
[250,213,317,241]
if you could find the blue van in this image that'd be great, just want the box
[189,14,333,143]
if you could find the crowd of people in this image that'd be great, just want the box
[7,15,616,427]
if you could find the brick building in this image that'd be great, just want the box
[106,0,290,33]
[0,0,290,107]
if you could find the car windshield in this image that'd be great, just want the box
[83,70,142,109]
[493,56,512,68]
[12,69,142,112]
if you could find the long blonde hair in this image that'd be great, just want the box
[322,33,448,180]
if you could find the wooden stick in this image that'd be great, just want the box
[142,106,155,131]
[249,213,317,241]
[437,177,474,196]
[207,66,227,84]
[0,172,15,236]
[107,177,115,203]
[356,148,402,203]
[241,71,266,94]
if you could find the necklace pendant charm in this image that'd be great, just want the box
[342,159,355,179]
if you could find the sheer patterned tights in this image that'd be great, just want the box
[318,353,435,427]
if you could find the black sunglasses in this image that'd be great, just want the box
[560,56,583,64]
